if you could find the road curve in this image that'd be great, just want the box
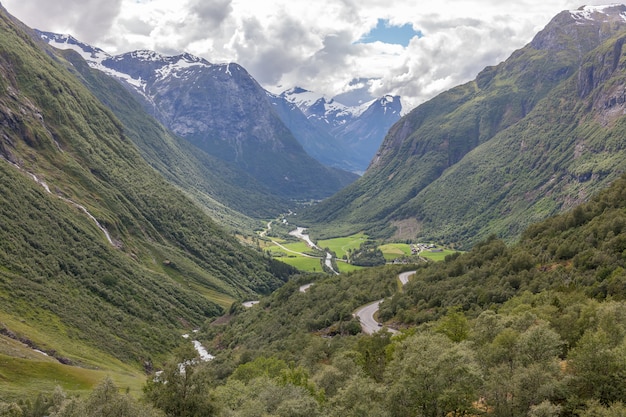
[354,299,386,335]
[355,270,416,334]
[398,270,416,285]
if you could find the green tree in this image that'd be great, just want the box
[568,329,626,404]
[0,403,23,417]
[385,332,482,417]
[327,375,390,417]
[579,400,626,417]
[212,377,321,417]
[231,357,288,383]
[143,346,214,417]
[355,331,393,382]
[515,323,563,366]
[436,306,470,342]
[528,400,561,417]
[51,377,163,417]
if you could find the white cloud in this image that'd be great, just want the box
[1,0,615,112]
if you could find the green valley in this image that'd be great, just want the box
[5,3,626,417]
[302,6,626,250]
[259,220,455,273]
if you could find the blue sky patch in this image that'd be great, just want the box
[358,19,423,47]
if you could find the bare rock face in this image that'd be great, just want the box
[37,32,358,199]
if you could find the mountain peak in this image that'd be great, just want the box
[530,4,626,52]
[569,4,626,22]
[287,86,310,95]
[36,29,110,64]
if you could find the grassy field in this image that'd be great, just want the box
[0,330,146,402]
[380,243,458,262]
[0,352,145,402]
[335,262,365,273]
[317,233,367,258]
[265,230,457,273]
[420,249,457,261]
[277,256,323,272]
[379,243,413,260]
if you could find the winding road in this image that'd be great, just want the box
[355,299,388,335]
[355,270,416,334]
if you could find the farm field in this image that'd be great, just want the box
[335,261,364,273]
[277,256,323,272]
[317,233,367,258]
[420,249,457,261]
[379,243,413,260]
[262,226,457,273]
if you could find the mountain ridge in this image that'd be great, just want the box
[277,86,401,173]
[302,4,626,248]
[38,31,399,175]
[37,31,359,199]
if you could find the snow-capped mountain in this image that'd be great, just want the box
[38,30,398,175]
[38,30,357,199]
[277,87,401,173]
[280,87,372,127]
[569,4,626,22]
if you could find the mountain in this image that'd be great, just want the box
[55,46,290,228]
[302,4,626,248]
[0,4,295,394]
[275,87,401,173]
[37,32,358,200]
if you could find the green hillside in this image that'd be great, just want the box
[0,4,292,396]
[302,6,626,249]
[24,171,624,417]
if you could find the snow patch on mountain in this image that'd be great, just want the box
[37,31,227,93]
[37,32,148,89]
[570,4,626,23]
[154,56,210,80]
[39,32,111,65]
[281,87,376,127]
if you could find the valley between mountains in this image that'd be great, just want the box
[4,3,626,417]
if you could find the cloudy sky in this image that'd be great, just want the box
[2,0,616,111]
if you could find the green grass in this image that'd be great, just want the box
[0,314,148,402]
[380,243,412,260]
[278,256,323,272]
[420,249,457,261]
[317,233,367,258]
[280,241,315,254]
[0,353,145,402]
[336,262,365,273]
[189,286,236,310]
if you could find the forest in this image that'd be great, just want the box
[6,176,626,416]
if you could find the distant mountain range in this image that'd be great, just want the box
[38,31,398,180]
[303,4,626,248]
[274,87,401,174]
[38,31,360,199]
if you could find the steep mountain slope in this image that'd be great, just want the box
[303,5,626,248]
[55,46,289,228]
[276,87,401,173]
[37,33,358,200]
[0,5,290,379]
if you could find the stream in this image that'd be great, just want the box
[14,162,116,247]
[289,227,339,275]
